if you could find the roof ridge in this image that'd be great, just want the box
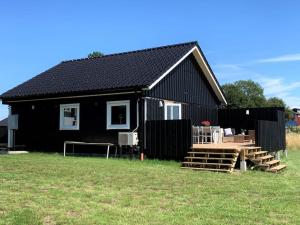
[62,41,198,63]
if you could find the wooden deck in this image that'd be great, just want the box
[192,142,253,151]
[182,142,287,173]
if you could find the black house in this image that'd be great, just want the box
[0,42,227,153]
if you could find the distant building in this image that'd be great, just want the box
[293,108,300,126]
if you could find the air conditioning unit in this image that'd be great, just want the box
[8,114,19,130]
[118,132,138,146]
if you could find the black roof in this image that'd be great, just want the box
[0,118,7,127]
[0,42,198,100]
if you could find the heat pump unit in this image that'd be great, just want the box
[118,132,138,146]
[8,114,19,130]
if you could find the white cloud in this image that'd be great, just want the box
[214,64,260,83]
[258,78,300,108]
[213,64,300,108]
[259,78,300,96]
[257,53,300,63]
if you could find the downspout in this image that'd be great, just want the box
[142,98,147,161]
[132,98,140,132]
[132,98,144,161]
[7,106,13,149]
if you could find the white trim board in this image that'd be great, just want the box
[145,46,227,105]
[4,91,140,103]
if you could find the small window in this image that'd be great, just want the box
[60,104,80,130]
[107,100,130,129]
[164,103,182,120]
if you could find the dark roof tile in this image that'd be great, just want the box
[0,42,197,100]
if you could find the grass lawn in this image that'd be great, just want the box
[0,151,300,225]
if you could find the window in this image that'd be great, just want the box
[164,102,182,120]
[60,104,80,130]
[107,100,130,129]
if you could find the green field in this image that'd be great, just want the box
[0,151,299,225]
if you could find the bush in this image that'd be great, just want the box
[287,126,300,134]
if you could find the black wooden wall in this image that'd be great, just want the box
[11,94,142,152]
[219,107,286,151]
[255,110,286,152]
[144,55,221,125]
[218,107,283,132]
[145,120,192,161]
[0,127,7,143]
[145,55,220,107]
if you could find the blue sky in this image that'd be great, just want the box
[1,0,300,120]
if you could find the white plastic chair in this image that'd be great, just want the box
[200,126,213,144]
[192,126,200,144]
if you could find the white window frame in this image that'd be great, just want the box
[59,103,80,130]
[106,100,130,130]
[164,102,182,120]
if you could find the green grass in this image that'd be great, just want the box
[0,151,299,225]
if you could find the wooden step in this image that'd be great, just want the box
[181,167,231,172]
[244,146,261,150]
[252,155,274,163]
[182,162,233,167]
[184,156,235,161]
[192,148,239,153]
[243,146,262,154]
[259,160,280,168]
[187,151,238,156]
[246,151,268,158]
[266,164,287,173]
[258,155,274,160]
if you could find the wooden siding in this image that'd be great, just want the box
[145,99,218,125]
[11,94,142,151]
[145,120,192,161]
[144,55,221,125]
[256,119,286,152]
[219,107,286,152]
[145,55,220,107]
[0,127,7,143]
[218,107,283,132]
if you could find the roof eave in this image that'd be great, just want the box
[1,86,145,104]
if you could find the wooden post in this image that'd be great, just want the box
[114,146,118,158]
[284,149,288,158]
[106,145,110,159]
[240,149,247,172]
[63,142,66,157]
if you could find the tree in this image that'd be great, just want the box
[266,97,294,120]
[222,80,266,108]
[222,80,293,121]
[285,107,295,121]
[88,51,104,58]
[266,97,286,107]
